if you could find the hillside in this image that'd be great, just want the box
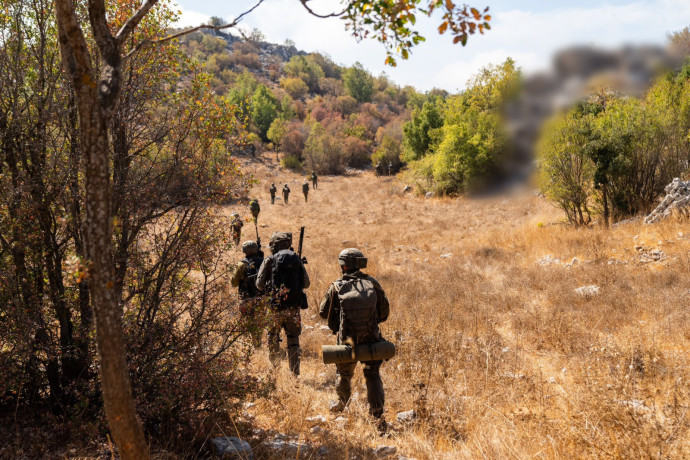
[219,154,690,459]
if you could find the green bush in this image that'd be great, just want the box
[281,154,303,170]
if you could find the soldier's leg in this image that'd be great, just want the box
[334,361,357,406]
[267,321,282,366]
[362,360,385,418]
[284,310,302,376]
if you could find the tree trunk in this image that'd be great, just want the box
[54,1,149,458]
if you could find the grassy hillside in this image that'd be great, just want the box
[220,154,690,459]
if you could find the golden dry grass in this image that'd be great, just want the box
[221,153,690,459]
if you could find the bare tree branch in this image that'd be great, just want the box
[116,0,159,45]
[86,0,117,58]
[299,0,347,19]
[122,0,265,64]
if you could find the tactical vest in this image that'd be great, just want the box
[335,274,379,344]
[270,249,304,309]
[239,255,264,298]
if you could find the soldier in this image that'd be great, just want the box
[282,183,290,205]
[302,180,310,203]
[269,183,277,204]
[230,212,243,247]
[374,161,383,177]
[231,240,266,347]
[311,171,318,189]
[256,232,310,376]
[319,248,390,430]
[249,198,260,222]
[388,161,393,176]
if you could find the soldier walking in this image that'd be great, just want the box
[256,232,310,376]
[311,171,318,189]
[374,161,383,177]
[269,183,277,204]
[231,240,266,347]
[230,212,243,247]
[319,248,390,432]
[282,183,290,205]
[302,180,310,203]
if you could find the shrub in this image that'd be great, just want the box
[343,62,374,103]
[280,77,309,99]
[281,154,303,170]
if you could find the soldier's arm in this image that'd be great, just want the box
[372,278,390,323]
[230,262,246,288]
[255,257,272,290]
[301,263,310,289]
[318,285,340,333]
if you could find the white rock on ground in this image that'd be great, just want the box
[306,415,327,425]
[574,285,600,296]
[644,178,690,223]
[396,409,416,424]
[210,437,253,459]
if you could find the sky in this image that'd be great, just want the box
[172,0,690,92]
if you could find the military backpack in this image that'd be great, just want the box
[336,275,378,344]
[271,249,304,310]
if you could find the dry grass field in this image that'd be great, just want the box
[220,153,690,459]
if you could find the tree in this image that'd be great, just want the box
[403,100,444,161]
[343,62,374,103]
[251,84,279,140]
[283,54,324,92]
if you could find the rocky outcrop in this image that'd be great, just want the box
[644,178,690,224]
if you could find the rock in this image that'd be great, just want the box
[319,325,331,333]
[440,253,452,259]
[644,178,690,223]
[311,426,325,435]
[334,416,348,424]
[374,445,398,457]
[396,409,416,424]
[537,254,560,266]
[424,192,433,199]
[402,185,412,193]
[211,437,254,459]
[575,285,600,296]
[306,415,327,425]
[316,446,331,456]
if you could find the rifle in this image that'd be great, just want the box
[297,226,307,264]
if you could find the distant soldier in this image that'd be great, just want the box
[388,161,393,176]
[282,183,291,205]
[374,162,383,177]
[302,180,310,203]
[249,199,260,222]
[269,183,277,204]
[230,212,243,246]
[311,171,318,189]
[319,248,390,431]
[256,232,310,376]
[231,240,265,347]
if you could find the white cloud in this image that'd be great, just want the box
[174,6,210,28]
[173,0,690,92]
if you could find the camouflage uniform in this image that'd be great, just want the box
[269,183,277,204]
[302,181,309,202]
[256,232,310,375]
[311,171,318,189]
[230,213,243,246]
[231,241,266,347]
[319,249,390,419]
[282,184,290,205]
[374,162,383,177]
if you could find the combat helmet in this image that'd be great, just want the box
[269,231,292,253]
[241,240,259,255]
[338,248,367,270]
[231,212,239,218]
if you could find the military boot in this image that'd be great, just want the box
[287,345,301,376]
